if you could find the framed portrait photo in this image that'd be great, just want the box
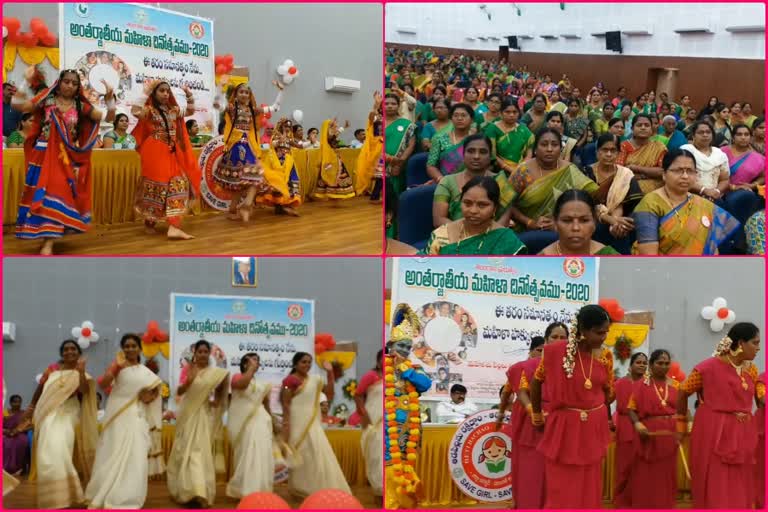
[232,257,258,287]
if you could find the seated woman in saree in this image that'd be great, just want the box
[676,323,764,508]
[384,93,417,194]
[423,176,527,255]
[751,117,765,155]
[167,340,229,507]
[426,103,475,182]
[26,339,98,509]
[4,393,31,476]
[354,349,384,498]
[540,189,620,255]
[721,124,765,224]
[102,113,137,149]
[281,352,351,497]
[420,97,452,152]
[583,133,643,254]
[3,381,20,497]
[485,98,534,173]
[85,334,162,508]
[506,128,599,254]
[545,110,578,162]
[633,148,740,255]
[475,93,502,133]
[226,353,276,499]
[520,93,548,134]
[581,117,625,168]
[432,134,515,227]
[616,114,668,193]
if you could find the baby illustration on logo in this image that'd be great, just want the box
[477,436,509,474]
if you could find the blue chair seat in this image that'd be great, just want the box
[398,184,438,249]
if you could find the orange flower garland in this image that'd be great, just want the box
[385,354,421,496]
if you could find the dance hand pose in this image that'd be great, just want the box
[354,91,385,201]
[131,80,201,241]
[13,68,116,255]
[313,118,356,200]
[257,117,303,216]
[213,80,284,222]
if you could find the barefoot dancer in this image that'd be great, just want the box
[131,80,200,240]
[14,67,116,255]
[213,81,284,222]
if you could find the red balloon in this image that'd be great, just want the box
[24,32,39,47]
[316,333,336,350]
[264,111,272,120]
[215,63,227,76]
[612,307,625,322]
[214,55,223,65]
[288,66,297,75]
[315,342,327,355]
[30,18,48,37]
[41,32,57,47]
[717,307,729,320]
[224,54,234,65]
[7,31,22,44]
[81,327,92,338]
[237,492,290,510]
[148,320,160,331]
[300,489,363,509]
[3,18,21,35]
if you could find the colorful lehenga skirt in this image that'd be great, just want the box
[314,160,355,200]
[135,138,192,223]
[213,134,269,192]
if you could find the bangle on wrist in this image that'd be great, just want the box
[700,186,707,195]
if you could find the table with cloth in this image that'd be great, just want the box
[415,425,692,507]
[2,148,362,225]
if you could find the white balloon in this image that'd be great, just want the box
[72,327,82,338]
[292,109,304,123]
[725,310,736,323]
[35,373,43,384]
[2,27,7,39]
[277,64,288,75]
[78,337,90,349]
[292,69,300,79]
[90,332,100,342]
[284,59,295,68]
[712,297,727,310]
[710,318,725,332]
[282,75,293,85]
[701,306,716,320]
[82,321,94,330]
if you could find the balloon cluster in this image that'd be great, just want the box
[214,54,235,76]
[668,361,686,382]
[142,320,169,345]
[701,297,735,332]
[3,18,57,47]
[314,333,336,355]
[260,103,272,121]
[276,58,299,85]
[71,321,100,349]
[598,298,625,323]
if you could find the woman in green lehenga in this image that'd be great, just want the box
[384,93,416,195]
[484,98,534,174]
[422,176,527,255]
[505,128,600,253]
[432,134,516,227]
[427,103,475,182]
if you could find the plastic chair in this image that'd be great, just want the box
[398,185,438,250]
[405,152,430,189]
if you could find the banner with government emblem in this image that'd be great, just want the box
[169,293,315,410]
[60,2,216,134]
[390,257,599,400]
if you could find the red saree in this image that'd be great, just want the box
[512,357,546,509]
[613,376,639,507]
[756,372,765,509]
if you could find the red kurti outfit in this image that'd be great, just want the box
[682,358,763,508]
[613,376,640,507]
[626,378,679,508]
[534,341,614,508]
[512,358,546,509]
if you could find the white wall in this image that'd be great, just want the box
[386,2,765,60]
[3,2,383,134]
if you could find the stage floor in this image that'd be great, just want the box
[3,197,382,255]
[3,479,381,509]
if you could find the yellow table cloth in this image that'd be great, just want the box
[2,147,362,226]
[415,425,692,507]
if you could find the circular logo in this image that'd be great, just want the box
[287,304,304,321]
[74,3,90,17]
[448,409,513,503]
[199,136,243,211]
[189,22,205,39]
[184,303,195,314]
[563,257,586,279]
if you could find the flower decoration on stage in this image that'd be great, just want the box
[385,354,421,497]
[343,378,358,400]
[142,320,170,359]
[700,297,735,332]
[314,333,336,355]
[160,382,170,399]
[292,110,304,123]
[71,321,99,349]
[214,54,235,77]
[598,298,625,322]
[276,59,299,86]
[613,333,632,364]
[2,18,57,47]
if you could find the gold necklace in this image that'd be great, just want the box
[726,356,749,390]
[577,348,594,389]
[457,221,491,254]
[653,378,669,406]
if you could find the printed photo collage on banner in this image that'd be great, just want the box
[0,2,766,512]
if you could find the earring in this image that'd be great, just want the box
[729,345,743,357]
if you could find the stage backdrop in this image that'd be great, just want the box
[60,2,216,134]
[169,293,314,412]
[391,257,599,402]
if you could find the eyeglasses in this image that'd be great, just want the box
[598,147,618,153]
[666,168,696,176]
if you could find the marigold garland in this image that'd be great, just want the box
[384,355,421,496]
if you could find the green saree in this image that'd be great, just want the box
[421,223,527,255]
[434,172,516,221]
[485,122,534,170]
[386,118,416,194]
